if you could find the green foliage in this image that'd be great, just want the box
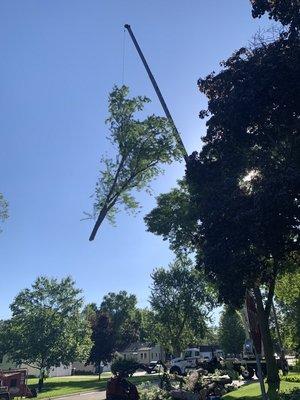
[281,374,300,383]
[138,308,158,343]
[150,255,216,355]
[251,0,300,33]
[186,35,300,306]
[100,291,141,351]
[110,358,140,377]
[0,193,8,233]
[186,25,299,397]
[4,276,92,370]
[144,179,199,255]
[91,85,181,230]
[139,385,172,400]
[87,311,115,371]
[82,303,98,324]
[275,264,300,351]
[278,388,300,400]
[218,307,246,355]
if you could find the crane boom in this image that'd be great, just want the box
[124,24,188,162]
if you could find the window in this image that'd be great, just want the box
[184,351,192,358]
[10,379,17,388]
[140,353,143,359]
[195,351,200,357]
[144,353,147,359]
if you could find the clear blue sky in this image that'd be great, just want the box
[0,1,271,320]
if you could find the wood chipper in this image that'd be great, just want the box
[0,369,36,399]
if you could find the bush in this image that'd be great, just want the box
[279,388,300,400]
[139,386,172,400]
[281,374,300,383]
[111,358,139,377]
[72,370,96,376]
[291,360,300,373]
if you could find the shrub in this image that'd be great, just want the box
[139,386,172,400]
[111,358,139,377]
[279,388,300,400]
[281,374,300,383]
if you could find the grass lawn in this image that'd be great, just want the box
[223,380,300,399]
[28,374,159,399]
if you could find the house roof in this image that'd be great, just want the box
[122,342,152,353]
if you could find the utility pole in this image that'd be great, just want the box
[124,24,188,162]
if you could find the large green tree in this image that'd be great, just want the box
[275,261,300,352]
[89,85,181,240]
[150,256,215,355]
[218,307,246,356]
[146,3,299,397]
[185,13,299,399]
[100,291,141,351]
[87,311,115,380]
[4,277,91,390]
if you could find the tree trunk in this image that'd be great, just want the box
[98,362,102,381]
[38,371,44,392]
[254,288,280,400]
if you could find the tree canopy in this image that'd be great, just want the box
[100,291,141,351]
[218,307,246,356]
[144,179,198,255]
[150,256,215,355]
[146,3,299,396]
[250,0,300,33]
[89,85,181,240]
[87,311,115,378]
[4,277,91,376]
[275,258,300,352]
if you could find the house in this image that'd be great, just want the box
[121,342,166,364]
[0,355,72,377]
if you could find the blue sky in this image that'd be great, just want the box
[0,1,271,320]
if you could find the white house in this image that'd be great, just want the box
[121,342,166,364]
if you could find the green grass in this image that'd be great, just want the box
[28,374,159,399]
[223,380,300,399]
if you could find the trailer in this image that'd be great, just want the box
[0,369,36,399]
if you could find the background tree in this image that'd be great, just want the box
[0,193,8,233]
[87,311,115,380]
[185,12,299,398]
[0,320,9,362]
[201,326,219,346]
[150,256,215,355]
[275,263,300,352]
[100,291,140,351]
[218,307,246,356]
[4,276,91,391]
[144,179,198,255]
[82,303,98,325]
[89,85,181,239]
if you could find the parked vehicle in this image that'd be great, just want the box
[169,347,223,375]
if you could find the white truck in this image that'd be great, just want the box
[169,347,224,375]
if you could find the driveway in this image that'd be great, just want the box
[54,391,106,400]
